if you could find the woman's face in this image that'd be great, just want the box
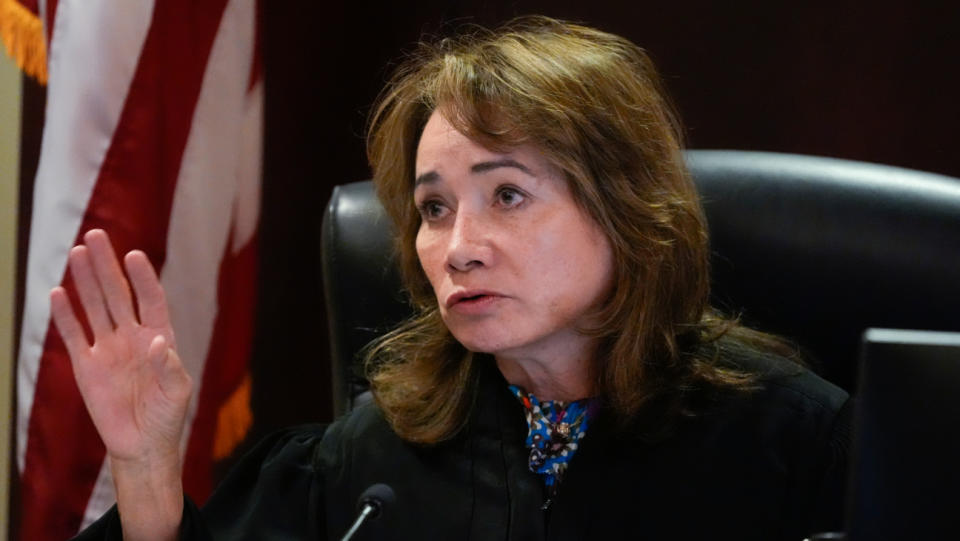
[414,111,614,362]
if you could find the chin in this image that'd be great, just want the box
[447,325,516,355]
[451,335,500,354]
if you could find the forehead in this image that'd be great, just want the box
[415,111,497,166]
[414,110,557,182]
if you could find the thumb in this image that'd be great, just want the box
[148,335,193,401]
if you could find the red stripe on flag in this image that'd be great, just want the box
[19,1,229,538]
[44,0,56,47]
[181,233,259,503]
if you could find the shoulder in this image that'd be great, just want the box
[262,423,329,448]
[207,424,329,497]
[731,346,849,416]
[708,345,852,533]
[319,401,394,450]
[241,424,329,469]
[731,346,850,428]
[314,401,410,473]
[593,346,852,538]
[691,344,853,464]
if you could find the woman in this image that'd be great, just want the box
[65,16,849,540]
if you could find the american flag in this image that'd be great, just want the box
[11,0,262,537]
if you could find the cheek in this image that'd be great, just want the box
[581,222,615,285]
[550,220,615,307]
[415,229,444,289]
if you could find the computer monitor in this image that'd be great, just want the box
[847,328,960,541]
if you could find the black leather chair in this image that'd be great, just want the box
[322,150,960,417]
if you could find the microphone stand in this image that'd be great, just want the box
[340,504,377,541]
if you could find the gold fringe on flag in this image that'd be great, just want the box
[0,0,47,84]
[212,373,253,460]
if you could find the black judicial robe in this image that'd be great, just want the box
[76,350,851,540]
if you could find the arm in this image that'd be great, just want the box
[51,229,192,541]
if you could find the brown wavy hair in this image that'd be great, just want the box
[364,16,794,444]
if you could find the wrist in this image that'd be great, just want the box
[110,454,184,541]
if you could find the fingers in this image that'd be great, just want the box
[67,246,115,338]
[50,286,90,362]
[125,250,173,334]
[84,229,138,328]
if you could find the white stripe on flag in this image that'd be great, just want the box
[234,78,264,252]
[16,0,155,473]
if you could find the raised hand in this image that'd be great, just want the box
[50,229,190,539]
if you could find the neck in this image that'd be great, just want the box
[494,339,596,402]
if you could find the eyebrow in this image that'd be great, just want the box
[414,159,533,187]
[471,159,533,176]
[414,171,439,186]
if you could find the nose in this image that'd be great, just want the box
[445,209,490,273]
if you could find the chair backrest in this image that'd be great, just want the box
[322,150,960,417]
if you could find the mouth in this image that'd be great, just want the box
[446,290,501,309]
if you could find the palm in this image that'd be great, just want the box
[75,319,184,461]
[51,230,192,465]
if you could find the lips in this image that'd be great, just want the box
[445,289,502,309]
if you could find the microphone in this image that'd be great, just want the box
[340,483,396,541]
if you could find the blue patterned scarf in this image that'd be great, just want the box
[509,385,599,505]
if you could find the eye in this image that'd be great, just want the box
[495,186,527,209]
[416,199,449,221]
